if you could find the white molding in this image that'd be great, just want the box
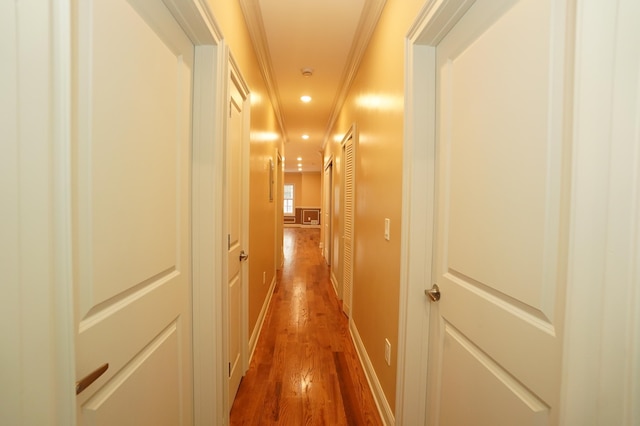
[237,0,287,138]
[561,0,640,424]
[331,271,339,297]
[321,0,387,148]
[283,224,321,229]
[350,321,394,426]
[191,39,228,426]
[4,1,76,424]
[52,0,76,423]
[248,276,277,361]
[396,1,473,424]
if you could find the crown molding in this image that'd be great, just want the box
[321,0,387,149]
[238,0,288,141]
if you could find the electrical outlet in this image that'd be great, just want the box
[385,338,391,365]
[263,271,266,284]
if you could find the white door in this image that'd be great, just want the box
[323,162,333,265]
[276,153,284,268]
[342,135,354,316]
[227,74,247,406]
[427,0,568,424]
[73,1,194,424]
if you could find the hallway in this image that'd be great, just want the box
[230,228,382,425]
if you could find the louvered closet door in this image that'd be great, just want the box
[342,136,354,317]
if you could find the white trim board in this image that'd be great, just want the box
[248,275,278,362]
[350,320,394,425]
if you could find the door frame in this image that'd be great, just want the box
[224,54,251,412]
[340,125,356,317]
[396,0,640,424]
[323,158,333,267]
[34,1,231,424]
[276,151,284,269]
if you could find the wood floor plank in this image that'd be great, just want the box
[230,228,383,425]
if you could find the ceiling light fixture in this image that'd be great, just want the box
[301,67,314,77]
[302,134,309,140]
[300,95,312,103]
[297,157,302,161]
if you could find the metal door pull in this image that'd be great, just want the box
[239,250,249,261]
[76,363,109,395]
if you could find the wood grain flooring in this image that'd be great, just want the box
[230,228,383,425]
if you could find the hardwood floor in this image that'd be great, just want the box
[230,228,383,425]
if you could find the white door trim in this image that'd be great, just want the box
[396,2,474,423]
[560,0,640,423]
[397,0,640,424]
[5,1,77,424]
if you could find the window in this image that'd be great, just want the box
[284,184,294,215]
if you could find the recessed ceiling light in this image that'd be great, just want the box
[297,157,302,161]
[300,95,312,103]
[297,163,302,167]
[302,134,309,140]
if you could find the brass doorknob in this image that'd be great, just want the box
[239,250,249,261]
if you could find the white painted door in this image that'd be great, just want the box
[227,75,247,406]
[73,1,194,424]
[276,153,284,268]
[342,136,354,317]
[427,0,569,424]
[323,162,333,265]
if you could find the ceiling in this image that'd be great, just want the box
[239,0,386,173]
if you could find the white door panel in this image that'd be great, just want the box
[342,135,354,316]
[428,0,568,423]
[323,163,332,265]
[74,0,194,423]
[227,76,247,406]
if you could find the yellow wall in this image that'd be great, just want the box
[301,172,321,207]
[206,0,283,337]
[323,0,426,413]
[285,172,321,209]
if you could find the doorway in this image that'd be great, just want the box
[323,160,333,266]
[397,0,572,423]
[341,128,355,317]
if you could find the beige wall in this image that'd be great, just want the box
[206,0,283,337]
[323,0,426,413]
[285,172,321,209]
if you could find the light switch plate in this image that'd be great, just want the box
[384,218,390,241]
[385,338,391,365]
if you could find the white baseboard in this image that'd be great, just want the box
[349,320,395,426]
[330,271,339,297]
[248,275,277,362]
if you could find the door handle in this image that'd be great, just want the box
[425,284,440,302]
[239,250,249,261]
[76,363,109,395]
